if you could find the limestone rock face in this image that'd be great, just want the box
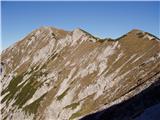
[1,26,160,120]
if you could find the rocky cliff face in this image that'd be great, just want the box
[1,26,160,120]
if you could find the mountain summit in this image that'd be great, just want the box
[1,26,160,120]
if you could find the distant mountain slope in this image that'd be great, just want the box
[1,26,160,120]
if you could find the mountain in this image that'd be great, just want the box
[1,26,160,120]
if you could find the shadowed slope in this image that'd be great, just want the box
[81,77,160,120]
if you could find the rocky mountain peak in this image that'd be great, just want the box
[37,26,71,39]
[129,29,143,34]
[127,29,159,41]
[1,26,160,120]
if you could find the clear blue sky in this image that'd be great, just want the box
[2,1,160,49]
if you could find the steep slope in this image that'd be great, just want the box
[1,26,160,120]
[81,79,160,120]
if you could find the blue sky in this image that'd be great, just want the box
[1,1,160,49]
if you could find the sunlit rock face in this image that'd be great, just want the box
[1,26,160,120]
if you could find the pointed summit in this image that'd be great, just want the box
[72,28,87,42]
[125,29,159,42]
[129,29,144,33]
[72,28,86,35]
[38,26,71,39]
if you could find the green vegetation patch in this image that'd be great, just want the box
[69,110,81,120]
[23,93,47,115]
[97,39,105,43]
[2,65,48,110]
[13,75,43,108]
[1,74,25,103]
[64,102,80,110]
[57,87,70,101]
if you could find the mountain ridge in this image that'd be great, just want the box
[2,26,159,53]
[1,26,160,120]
